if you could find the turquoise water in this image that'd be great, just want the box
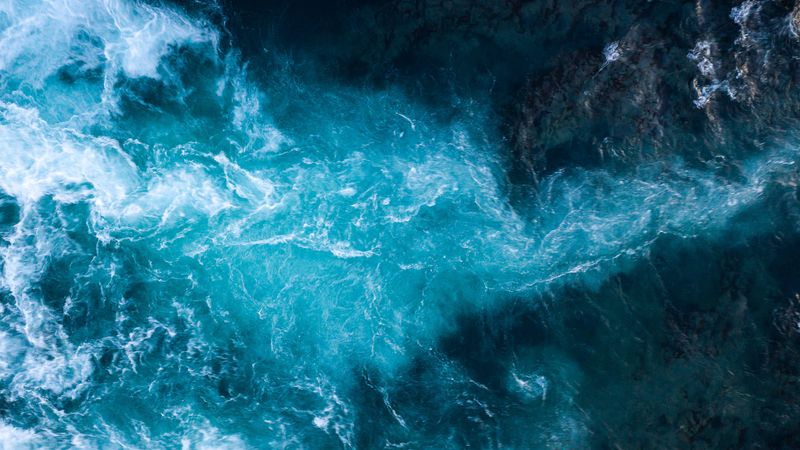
[0,0,799,447]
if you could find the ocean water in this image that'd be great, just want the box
[1,0,800,448]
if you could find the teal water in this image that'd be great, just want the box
[1,0,800,447]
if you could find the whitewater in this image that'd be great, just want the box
[0,0,798,448]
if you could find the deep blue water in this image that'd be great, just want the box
[1,0,800,448]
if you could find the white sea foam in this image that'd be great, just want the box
[0,421,39,449]
[0,101,138,206]
[0,0,217,79]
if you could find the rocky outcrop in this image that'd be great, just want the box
[511,0,800,183]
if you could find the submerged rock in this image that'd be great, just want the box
[511,0,800,183]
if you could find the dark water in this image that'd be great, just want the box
[0,0,800,448]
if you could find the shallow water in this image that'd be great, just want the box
[1,0,800,448]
